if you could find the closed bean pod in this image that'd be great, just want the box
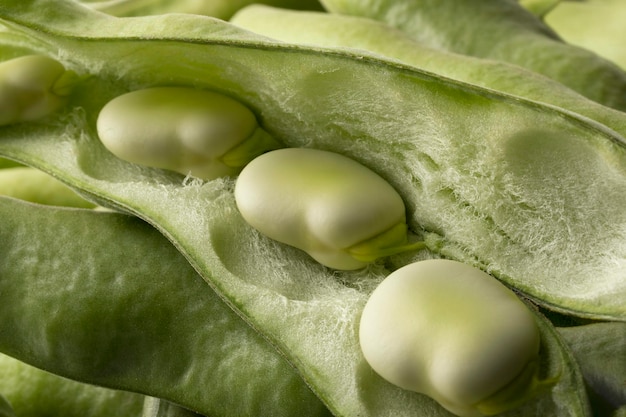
[0,55,77,126]
[359,259,554,417]
[96,87,281,180]
[0,353,143,417]
[234,148,423,270]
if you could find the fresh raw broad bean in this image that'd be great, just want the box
[0,55,77,125]
[360,259,551,417]
[234,148,422,270]
[97,87,281,179]
[0,1,622,416]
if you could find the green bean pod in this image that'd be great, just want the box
[82,0,323,19]
[543,0,626,71]
[235,148,423,270]
[231,4,626,138]
[0,167,95,208]
[0,353,143,417]
[0,394,14,417]
[96,87,282,180]
[360,259,555,417]
[0,2,614,415]
[0,197,330,417]
[0,55,77,126]
[319,0,626,111]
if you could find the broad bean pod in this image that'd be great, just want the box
[234,148,424,270]
[231,4,626,139]
[0,197,330,417]
[518,0,560,17]
[96,87,282,180]
[0,55,77,125]
[142,397,204,417]
[360,259,554,417]
[0,166,95,208]
[0,157,21,169]
[0,397,12,417]
[542,0,626,71]
[0,1,622,416]
[82,0,323,19]
[0,353,144,417]
[319,0,626,111]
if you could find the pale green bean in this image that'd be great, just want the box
[0,55,77,125]
[96,87,281,179]
[235,148,424,270]
[360,259,555,417]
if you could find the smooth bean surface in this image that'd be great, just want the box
[0,55,76,125]
[360,259,547,417]
[97,87,281,179]
[235,148,419,270]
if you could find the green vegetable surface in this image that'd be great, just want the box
[0,0,624,416]
[0,353,144,417]
[318,0,626,111]
[543,0,626,71]
[0,198,329,417]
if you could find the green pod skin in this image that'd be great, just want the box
[235,148,423,270]
[0,197,331,417]
[0,167,95,208]
[543,0,626,71]
[0,55,77,126]
[142,397,204,417]
[96,87,282,180]
[359,259,553,417]
[518,0,561,18]
[319,0,626,112]
[0,395,14,417]
[231,4,626,138]
[85,0,324,19]
[0,353,144,417]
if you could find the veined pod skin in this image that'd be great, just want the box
[96,87,282,180]
[0,55,77,126]
[234,148,423,270]
[0,353,144,417]
[0,2,615,415]
[319,0,626,112]
[359,259,553,417]
[231,4,626,138]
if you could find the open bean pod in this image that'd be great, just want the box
[0,1,624,416]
